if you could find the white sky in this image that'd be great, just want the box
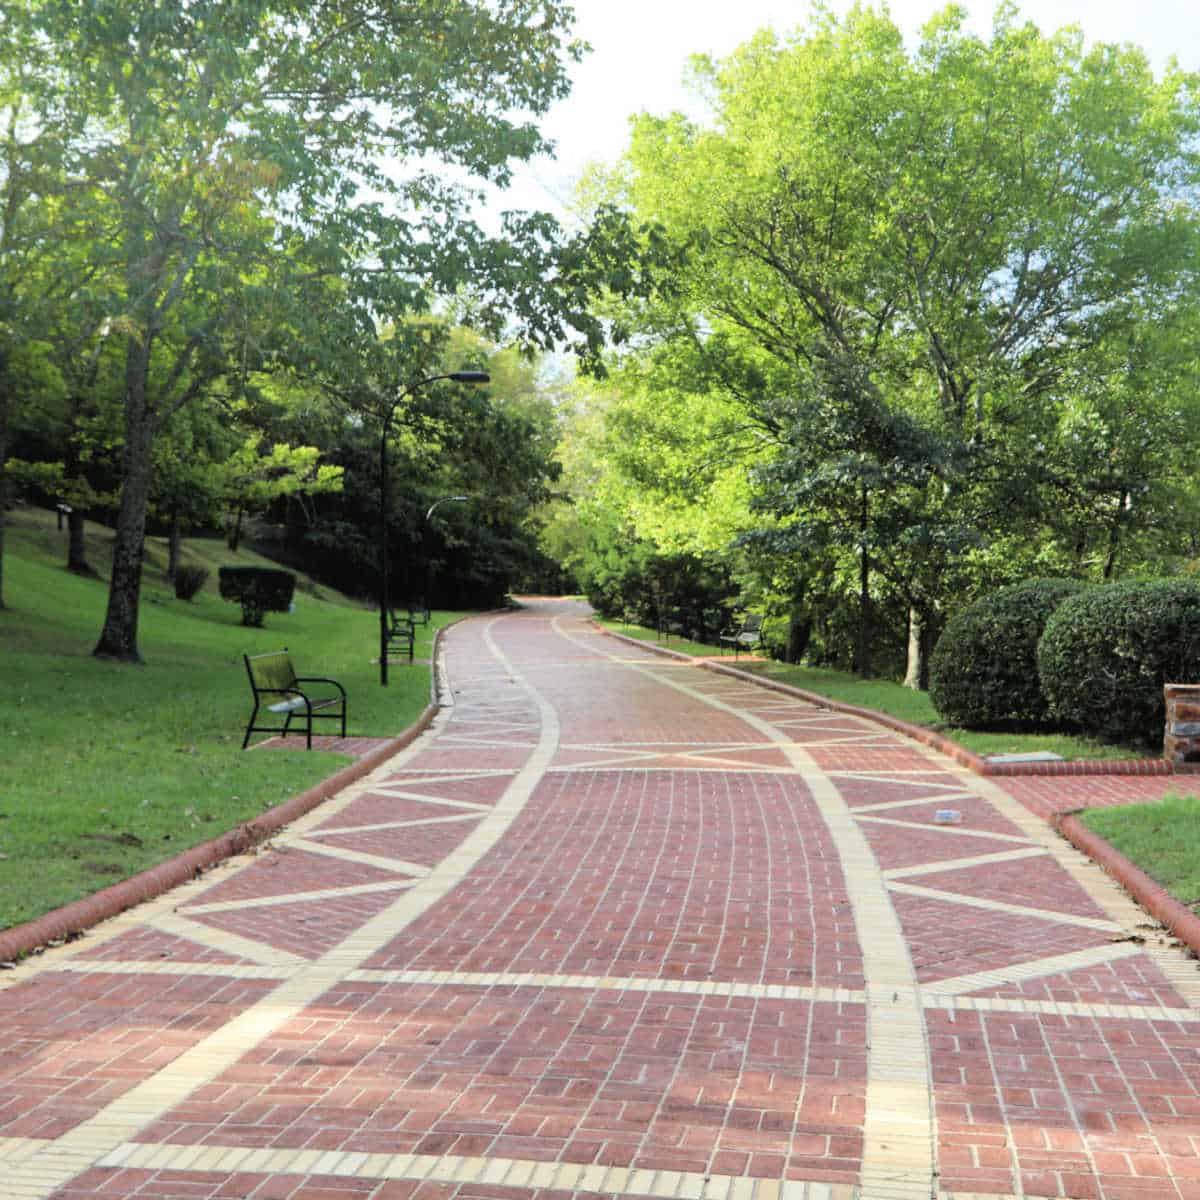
[494,0,1200,222]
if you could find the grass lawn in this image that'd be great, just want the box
[0,506,455,934]
[600,617,1148,763]
[1080,794,1200,911]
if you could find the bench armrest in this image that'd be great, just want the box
[292,675,347,699]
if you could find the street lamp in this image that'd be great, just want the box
[379,371,489,686]
[425,494,469,523]
[422,495,470,614]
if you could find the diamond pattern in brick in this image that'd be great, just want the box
[367,769,863,990]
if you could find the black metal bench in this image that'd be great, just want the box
[386,607,416,662]
[242,649,346,750]
[719,613,763,658]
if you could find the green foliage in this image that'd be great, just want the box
[928,578,1090,728]
[218,566,296,627]
[3,0,596,657]
[173,564,209,602]
[1038,580,1200,743]
[562,5,1200,684]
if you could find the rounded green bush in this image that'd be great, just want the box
[928,578,1089,728]
[1037,579,1200,744]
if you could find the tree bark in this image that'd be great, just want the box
[66,508,94,575]
[856,482,873,678]
[167,506,181,582]
[903,605,925,690]
[1102,494,1127,580]
[63,411,95,575]
[93,335,156,662]
[227,504,244,553]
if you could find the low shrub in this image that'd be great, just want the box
[928,577,1089,728]
[218,566,296,627]
[1038,579,1200,744]
[173,564,209,602]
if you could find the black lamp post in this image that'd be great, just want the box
[379,371,489,686]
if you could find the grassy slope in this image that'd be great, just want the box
[602,619,1145,762]
[0,507,447,932]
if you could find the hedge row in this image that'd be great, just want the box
[930,577,1200,745]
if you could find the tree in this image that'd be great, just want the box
[0,4,93,607]
[219,438,344,553]
[580,3,1200,679]
[14,0,585,660]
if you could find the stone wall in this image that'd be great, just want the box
[1164,683,1200,765]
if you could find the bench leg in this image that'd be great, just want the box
[243,702,260,750]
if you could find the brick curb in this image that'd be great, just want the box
[0,622,457,965]
[597,626,1170,778]
[1056,813,1200,956]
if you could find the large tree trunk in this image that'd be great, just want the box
[64,425,95,576]
[93,337,156,662]
[66,508,94,576]
[903,605,927,690]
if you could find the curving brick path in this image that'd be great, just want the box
[3,599,1200,1200]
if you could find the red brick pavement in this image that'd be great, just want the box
[2,599,1200,1200]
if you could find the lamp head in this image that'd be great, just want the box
[448,370,490,384]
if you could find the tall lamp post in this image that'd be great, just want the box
[379,371,489,686]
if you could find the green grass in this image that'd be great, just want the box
[1080,794,1200,910]
[604,620,720,658]
[599,617,1148,763]
[0,506,455,934]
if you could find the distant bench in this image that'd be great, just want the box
[242,649,346,750]
[719,613,763,659]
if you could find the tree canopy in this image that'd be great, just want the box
[558,2,1200,678]
[0,0,594,657]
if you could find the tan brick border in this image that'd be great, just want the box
[0,619,469,965]
[597,626,1172,778]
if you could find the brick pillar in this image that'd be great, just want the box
[1164,683,1200,765]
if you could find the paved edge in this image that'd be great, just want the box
[600,624,1200,961]
[0,622,458,965]
[598,627,1171,777]
[1056,813,1200,956]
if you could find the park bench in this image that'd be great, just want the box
[406,599,431,626]
[719,612,763,658]
[242,649,346,750]
[386,607,416,662]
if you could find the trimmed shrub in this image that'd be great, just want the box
[1037,579,1200,745]
[218,566,296,627]
[928,578,1089,728]
[173,564,209,602]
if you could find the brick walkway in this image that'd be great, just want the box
[3,599,1200,1200]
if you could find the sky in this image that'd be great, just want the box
[493,0,1200,223]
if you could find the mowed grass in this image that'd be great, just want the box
[1080,794,1200,910]
[599,618,1148,762]
[0,507,453,934]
